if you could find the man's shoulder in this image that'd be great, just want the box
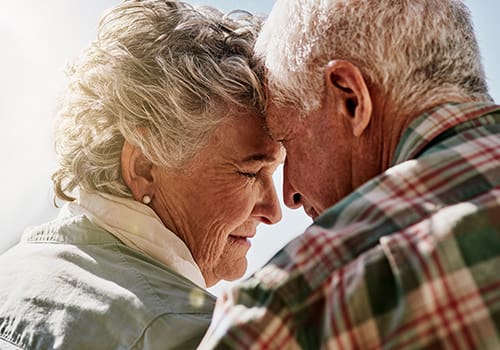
[205,186,500,349]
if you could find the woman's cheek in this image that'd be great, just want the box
[193,223,229,268]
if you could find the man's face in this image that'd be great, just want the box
[266,100,355,219]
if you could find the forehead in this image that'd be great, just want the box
[264,101,301,141]
[212,111,283,161]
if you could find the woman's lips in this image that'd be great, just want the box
[228,235,252,248]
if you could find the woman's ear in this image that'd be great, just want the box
[121,140,154,201]
[324,60,372,137]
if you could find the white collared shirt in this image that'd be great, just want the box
[69,190,206,288]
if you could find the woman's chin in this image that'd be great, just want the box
[204,257,248,287]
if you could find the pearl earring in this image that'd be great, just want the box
[142,195,152,205]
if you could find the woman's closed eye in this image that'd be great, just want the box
[238,170,258,179]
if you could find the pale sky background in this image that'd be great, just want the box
[0,0,498,296]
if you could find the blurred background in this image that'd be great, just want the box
[0,0,498,296]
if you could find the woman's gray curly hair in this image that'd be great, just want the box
[52,0,265,202]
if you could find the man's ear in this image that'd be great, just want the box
[121,140,154,201]
[324,60,372,137]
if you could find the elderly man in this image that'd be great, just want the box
[200,0,500,349]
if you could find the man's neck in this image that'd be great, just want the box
[377,95,476,171]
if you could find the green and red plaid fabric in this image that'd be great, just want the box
[200,103,500,349]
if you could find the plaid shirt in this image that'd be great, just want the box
[199,102,500,349]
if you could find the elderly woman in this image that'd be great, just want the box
[0,1,282,349]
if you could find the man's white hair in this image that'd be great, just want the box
[255,0,491,114]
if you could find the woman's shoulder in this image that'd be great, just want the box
[0,213,215,349]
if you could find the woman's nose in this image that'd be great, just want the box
[262,182,282,224]
[253,176,282,225]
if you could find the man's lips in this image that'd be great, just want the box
[304,206,319,220]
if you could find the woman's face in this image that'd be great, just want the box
[150,112,283,287]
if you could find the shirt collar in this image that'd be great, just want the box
[70,190,207,288]
[391,102,500,166]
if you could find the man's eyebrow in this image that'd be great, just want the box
[241,153,277,163]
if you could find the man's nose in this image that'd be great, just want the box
[283,160,302,209]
